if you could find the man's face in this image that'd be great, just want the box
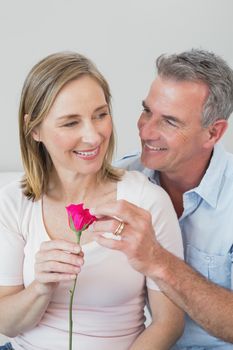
[138,76,210,175]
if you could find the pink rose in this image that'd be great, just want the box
[66,203,97,234]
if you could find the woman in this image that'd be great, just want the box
[0,52,184,350]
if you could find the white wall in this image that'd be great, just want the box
[0,0,233,171]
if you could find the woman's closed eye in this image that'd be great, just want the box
[63,120,80,127]
[93,112,110,120]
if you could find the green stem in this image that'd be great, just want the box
[69,274,77,350]
[69,230,82,350]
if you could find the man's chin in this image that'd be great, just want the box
[141,154,158,170]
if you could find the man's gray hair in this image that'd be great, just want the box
[156,49,233,127]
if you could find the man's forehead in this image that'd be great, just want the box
[147,76,209,101]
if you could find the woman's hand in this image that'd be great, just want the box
[34,239,84,295]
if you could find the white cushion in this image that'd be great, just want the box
[0,172,23,188]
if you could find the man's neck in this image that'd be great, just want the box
[158,152,213,217]
[160,171,202,195]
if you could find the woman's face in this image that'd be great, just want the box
[32,75,112,177]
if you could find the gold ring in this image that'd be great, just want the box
[114,221,125,236]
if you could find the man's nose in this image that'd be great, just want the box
[138,115,160,140]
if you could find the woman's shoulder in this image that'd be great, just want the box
[0,179,23,199]
[121,170,165,193]
[119,169,149,182]
[0,179,32,215]
[0,179,38,241]
[118,170,170,205]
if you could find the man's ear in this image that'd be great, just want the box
[24,114,40,142]
[203,119,228,148]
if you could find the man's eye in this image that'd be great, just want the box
[142,107,150,113]
[165,119,177,127]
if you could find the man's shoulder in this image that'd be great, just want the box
[114,152,159,183]
[224,149,233,174]
[114,152,145,171]
[212,144,233,182]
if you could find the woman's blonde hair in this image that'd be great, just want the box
[19,51,120,200]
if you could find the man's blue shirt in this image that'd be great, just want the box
[116,142,233,349]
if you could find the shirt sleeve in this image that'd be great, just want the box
[0,183,25,285]
[113,153,143,171]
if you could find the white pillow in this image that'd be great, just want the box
[0,172,23,188]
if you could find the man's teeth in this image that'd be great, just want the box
[76,149,98,156]
[145,144,166,151]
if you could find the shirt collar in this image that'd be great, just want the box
[189,142,228,208]
[146,143,227,208]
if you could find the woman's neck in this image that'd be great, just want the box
[46,169,100,204]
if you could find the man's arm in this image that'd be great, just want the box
[91,200,233,343]
[149,244,233,343]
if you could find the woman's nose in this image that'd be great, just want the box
[81,122,101,145]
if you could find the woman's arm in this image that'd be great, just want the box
[0,283,53,337]
[0,239,83,337]
[129,289,184,350]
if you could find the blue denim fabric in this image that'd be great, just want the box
[0,343,14,350]
[116,143,233,349]
[171,346,233,350]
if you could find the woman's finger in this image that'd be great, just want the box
[36,261,81,275]
[36,249,84,266]
[35,272,77,284]
[40,239,81,254]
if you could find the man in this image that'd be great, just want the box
[91,49,233,349]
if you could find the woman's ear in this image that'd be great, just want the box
[31,128,40,142]
[24,114,40,142]
[204,119,228,148]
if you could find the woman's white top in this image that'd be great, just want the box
[0,171,183,350]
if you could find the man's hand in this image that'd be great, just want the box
[90,199,160,276]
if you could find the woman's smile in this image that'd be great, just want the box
[73,146,100,160]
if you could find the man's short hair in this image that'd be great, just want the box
[156,49,233,127]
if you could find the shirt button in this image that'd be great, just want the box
[205,256,211,261]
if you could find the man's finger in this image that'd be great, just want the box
[91,218,123,233]
[90,200,145,224]
[94,233,125,251]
